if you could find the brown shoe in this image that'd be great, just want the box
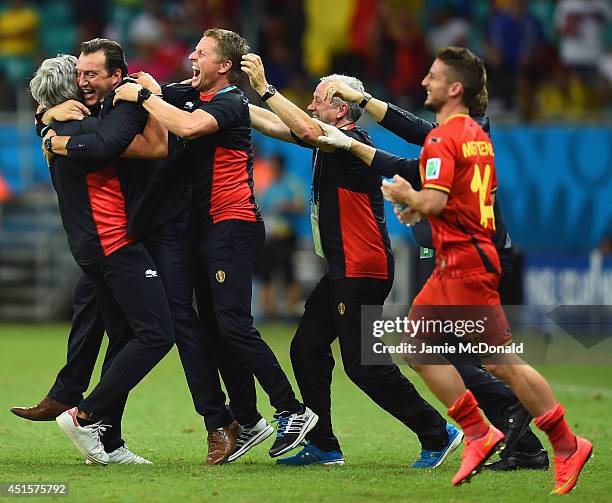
[205,420,240,465]
[10,396,72,421]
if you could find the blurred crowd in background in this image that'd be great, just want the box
[1,0,611,121]
[0,0,611,320]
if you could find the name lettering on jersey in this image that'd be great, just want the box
[461,140,494,159]
[470,163,496,230]
[425,158,441,180]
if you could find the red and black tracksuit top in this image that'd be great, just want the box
[162,84,261,231]
[49,112,136,266]
[296,125,394,281]
[56,91,191,266]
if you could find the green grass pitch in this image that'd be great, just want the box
[0,323,610,502]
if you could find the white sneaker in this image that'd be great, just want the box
[85,445,152,465]
[227,418,274,463]
[56,407,109,465]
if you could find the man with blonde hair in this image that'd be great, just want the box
[114,28,318,459]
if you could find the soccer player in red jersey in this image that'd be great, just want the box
[317,47,592,495]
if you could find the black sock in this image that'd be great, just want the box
[312,442,339,453]
[76,415,96,427]
[104,441,124,453]
[275,404,304,416]
[243,415,262,429]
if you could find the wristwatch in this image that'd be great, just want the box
[261,84,277,102]
[137,87,152,106]
[359,91,372,108]
[44,136,53,152]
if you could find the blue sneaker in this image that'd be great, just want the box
[276,441,345,466]
[411,423,464,468]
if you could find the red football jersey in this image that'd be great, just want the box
[419,113,500,277]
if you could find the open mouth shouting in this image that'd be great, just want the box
[81,87,97,105]
[192,65,201,84]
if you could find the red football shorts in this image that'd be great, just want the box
[407,268,512,347]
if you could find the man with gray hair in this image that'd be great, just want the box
[241,54,462,466]
[30,54,81,108]
[26,52,176,465]
[20,43,266,466]
[318,73,365,123]
[28,54,140,462]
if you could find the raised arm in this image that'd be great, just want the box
[379,104,436,146]
[241,53,329,150]
[322,81,388,122]
[324,82,435,146]
[315,119,420,185]
[113,80,219,140]
[248,104,294,143]
[372,152,421,188]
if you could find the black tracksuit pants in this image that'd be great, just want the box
[78,242,174,417]
[291,275,449,453]
[49,273,131,452]
[143,209,233,429]
[49,273,107,406]
[195,275,261,427]
[195,219,299,414]
[50,210,237,436]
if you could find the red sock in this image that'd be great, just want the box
[448,390,489,441]
[534,403,577,459]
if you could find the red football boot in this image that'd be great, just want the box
[551,436,593,495]
[452,425,505,485]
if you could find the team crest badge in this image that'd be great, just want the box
[338,302,346,316]
[215,270,226,283]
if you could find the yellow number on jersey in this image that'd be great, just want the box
[470,163,496,230]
